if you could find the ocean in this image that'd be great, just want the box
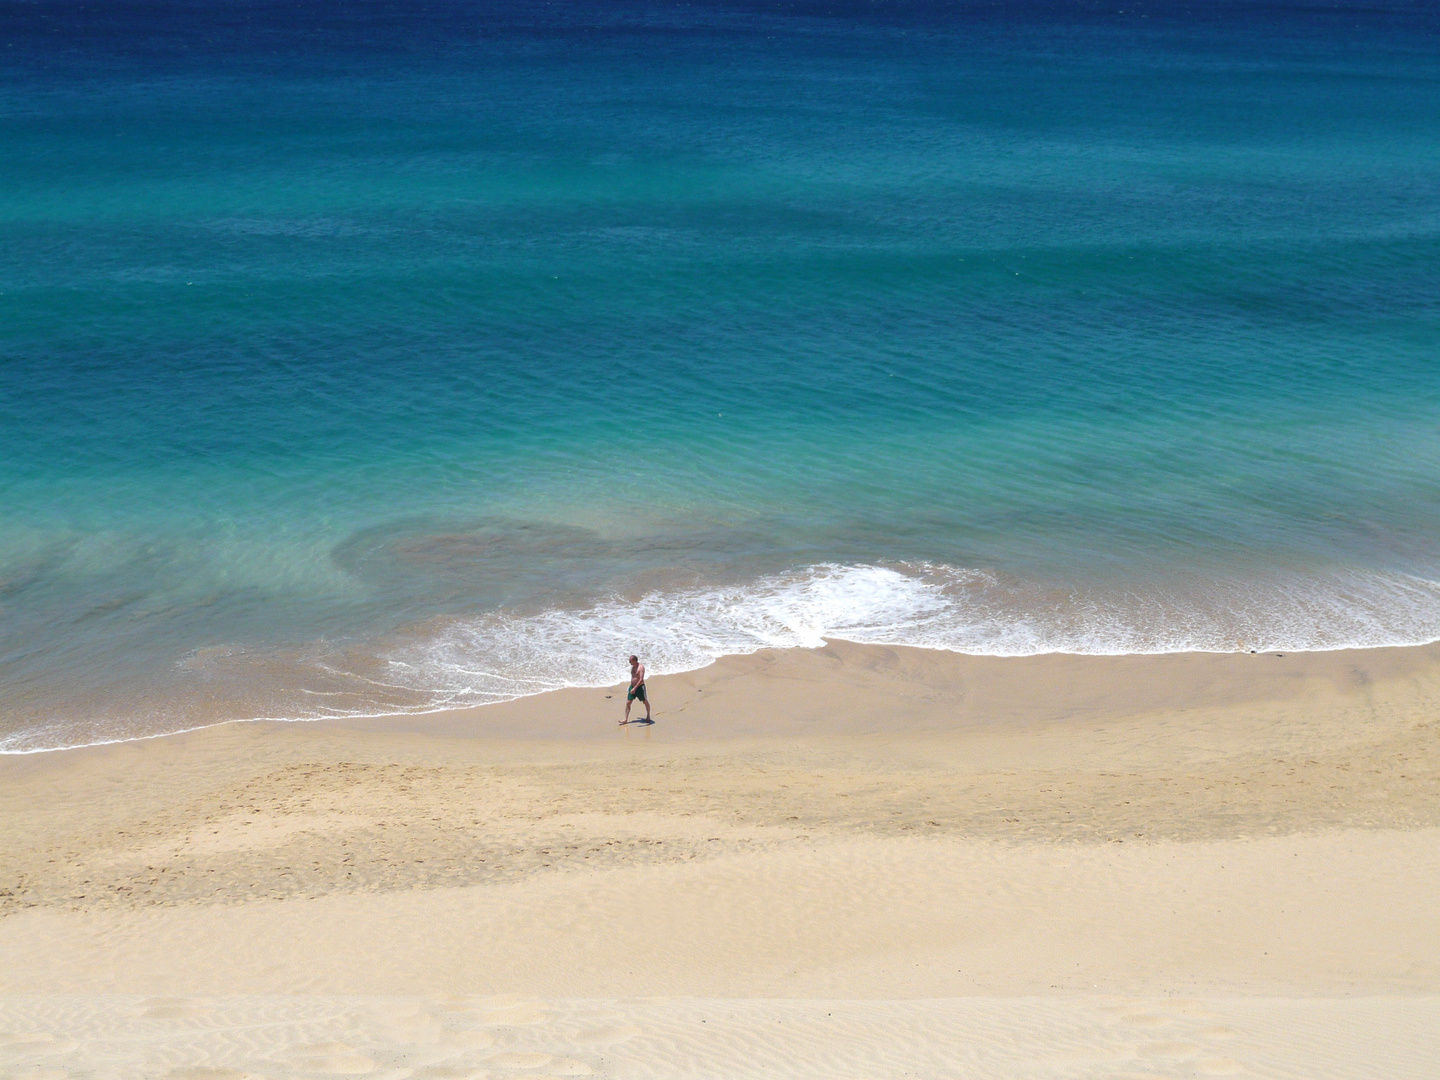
[2,0,1439,751]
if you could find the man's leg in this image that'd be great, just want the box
[643,688,651,720]
[623,694,632,724]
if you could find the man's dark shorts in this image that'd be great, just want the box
[627,682,647,703]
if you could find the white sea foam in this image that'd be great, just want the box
[380,562,1440,709]
[381,563,960,706]
[8,561,1440,754]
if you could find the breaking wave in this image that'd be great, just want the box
[9,561,1440,753]
[378,561,1440,709]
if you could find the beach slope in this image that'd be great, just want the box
[2,642,1438,1077]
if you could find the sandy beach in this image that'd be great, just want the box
[2,641,1439,1078]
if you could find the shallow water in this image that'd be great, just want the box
[3,0,1440,750]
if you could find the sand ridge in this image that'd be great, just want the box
[2,828,1438,998]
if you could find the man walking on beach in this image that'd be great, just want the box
[622,654,652,724]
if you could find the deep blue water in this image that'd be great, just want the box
[3,0,1440,750]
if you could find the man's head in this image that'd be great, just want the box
[629,655,638,666]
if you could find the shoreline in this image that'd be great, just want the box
[8,634,1440,756]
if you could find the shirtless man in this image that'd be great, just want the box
[621,654,652,724]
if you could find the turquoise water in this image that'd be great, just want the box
[3,1,1440,750]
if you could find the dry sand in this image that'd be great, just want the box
[2,641,1439,1078]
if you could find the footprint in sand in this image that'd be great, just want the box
[573,1024,640,1046]
[279,1042,377,1074]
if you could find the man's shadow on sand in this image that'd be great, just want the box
[619,717,656,726]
